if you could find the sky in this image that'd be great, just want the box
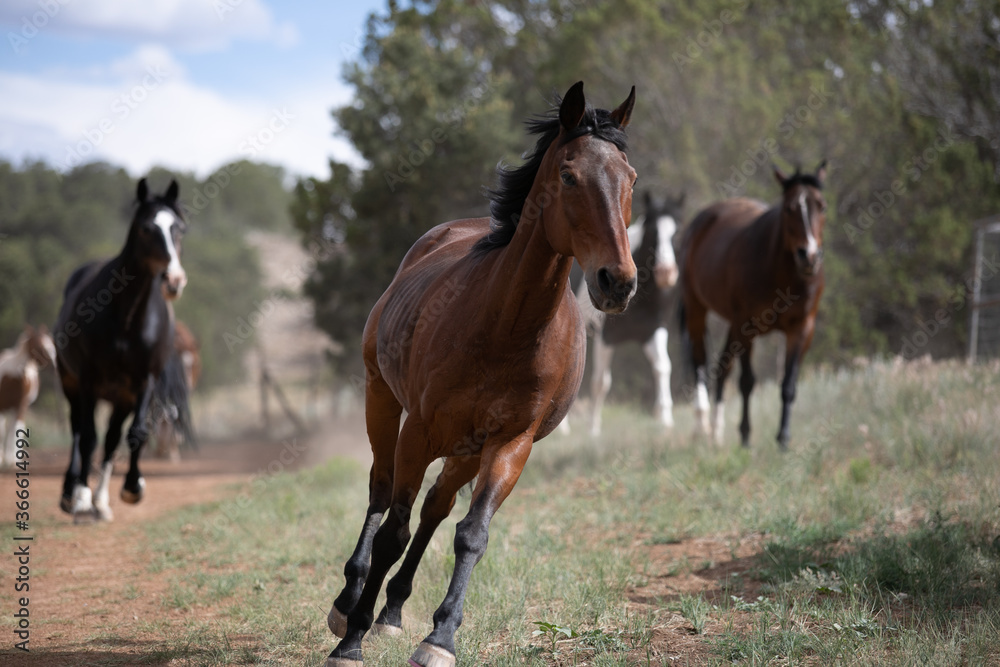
[0,0,387,180]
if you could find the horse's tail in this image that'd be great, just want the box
[153,349,198,450]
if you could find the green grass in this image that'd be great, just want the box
[100,358,1000,665]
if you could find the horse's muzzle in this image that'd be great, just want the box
[794,247,823,277]
[654,264,679,289]
[163,268,187,299]
[589,267,637,314]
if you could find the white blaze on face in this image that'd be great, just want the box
[654,215,678,288]
[627,215,645,249]
[798,192,818,259]
[154,209,187,297]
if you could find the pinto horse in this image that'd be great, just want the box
[0,325,57,467]
[325,82,637,667]
[679,162,826,449]
[56,178,188,522]
[586,191,682,435]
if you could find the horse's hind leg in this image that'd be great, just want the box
[329,417,432,665]
[710,327,744,446]
[329,377,402,638]
[92,404,130,521]
[121,375,154,504]
[410,435,533,667]
[684,298,711,436]
[738,340,755,447]
[643,326,674,429]
[374,455,480,634]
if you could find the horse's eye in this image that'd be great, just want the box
[560,172,576,187]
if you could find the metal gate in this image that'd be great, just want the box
[968,216,1000,362]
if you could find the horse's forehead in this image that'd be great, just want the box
[153,208,180,231]
[655,215,677,237]
[561,135,629,173]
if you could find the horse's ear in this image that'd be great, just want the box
[560,81,586,130]
[610,85,636,128]
[815,159,828,185]
[165,179,179,204]
[137,178,149,204]
[772,165,788,186]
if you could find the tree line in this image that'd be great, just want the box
[292,0,1000,384]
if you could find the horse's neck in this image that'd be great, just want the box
[110,254,161,331]
[749,207,786,275]
[487,209,573,337]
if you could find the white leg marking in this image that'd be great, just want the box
[71,484,95,523]
[643,327,674,429]
[711,401,726,446]
[694,379,711,436]
[93,460,114,521]
[590,335,613,436]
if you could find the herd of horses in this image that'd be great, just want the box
[1,82,827,667]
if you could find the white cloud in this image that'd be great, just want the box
[0,0,298,51]
[0,44,359,179]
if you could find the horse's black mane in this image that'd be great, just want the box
[780,171,824,191]
[473,101,629,254]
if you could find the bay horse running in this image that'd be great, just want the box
[586,191,682,435]
[56,178,188,522]
[679,162,826,449]
[151,320,200,462]
[325,82,637,667]
[0,325,57,467]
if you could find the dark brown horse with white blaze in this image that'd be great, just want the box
[56,178,188,522]
[679,162,826,449]
[325,82,637,667]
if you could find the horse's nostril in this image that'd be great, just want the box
[597,267,612,294]
[796,248,810,264]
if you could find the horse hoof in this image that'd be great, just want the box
[120,478,146,504]
[59,495,73,514]
[325,657,363,667]
[328,606,348,638]
[408,642,455,667]
[94,505,114,522]
[372,622,402,637]
[70,485,94,520]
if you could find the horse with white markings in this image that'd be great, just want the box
[0,325,57,467]
[583,191,681,435]
[56,178,188,522]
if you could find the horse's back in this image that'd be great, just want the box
[364,218,489,382]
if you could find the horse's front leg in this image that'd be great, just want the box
[409,435,533,667]
[643,326,674,429]
[92,404,131,521]
[121,375,154,503]
[60,391,98,522]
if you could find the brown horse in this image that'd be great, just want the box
[0,325,57,467]
[325,82,637,667]
[679,162,827,449]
